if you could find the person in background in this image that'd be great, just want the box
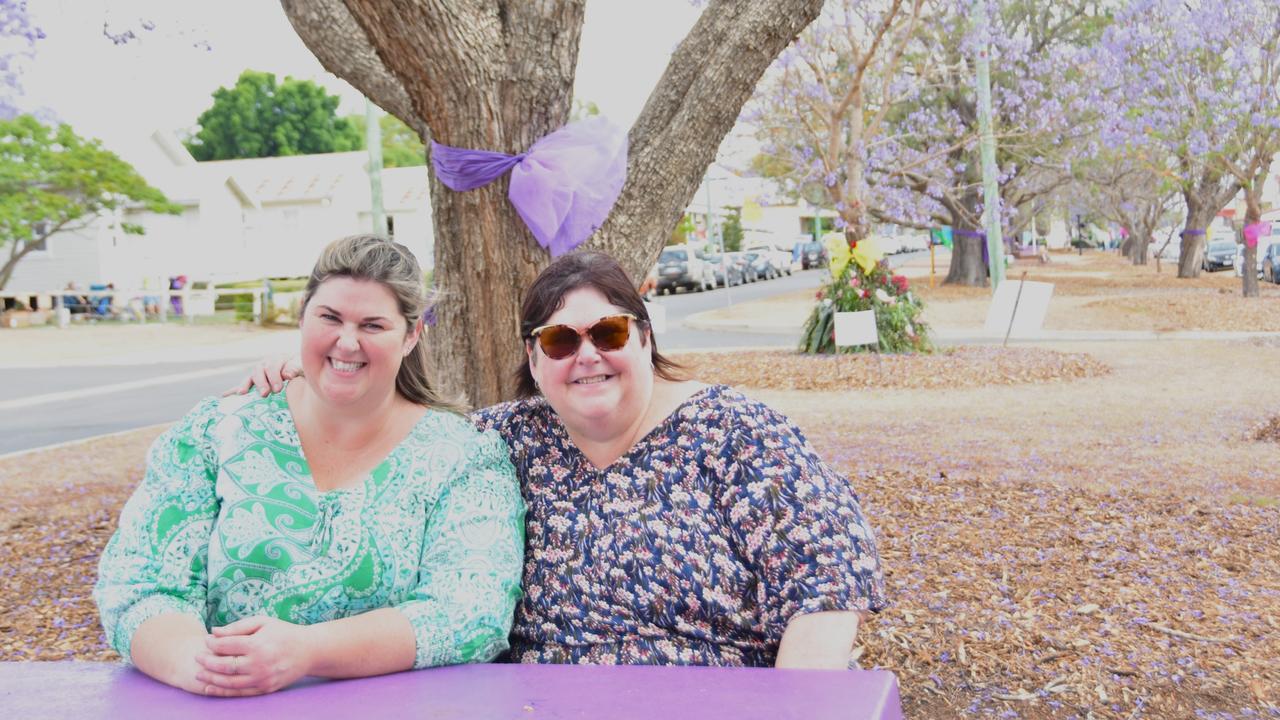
[97,235,524,697]
[168,275,187,316]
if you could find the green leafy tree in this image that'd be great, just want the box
[346,112,427,168]
[570,98,600,121]
[669,214,696,245]
[185,70,361,160]
[0,115,180,289]
[721,206,744,252]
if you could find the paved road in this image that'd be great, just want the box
[0,268,839,457]
[649,267,827,349]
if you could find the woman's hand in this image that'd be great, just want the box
[195,616,316,697]
[222,355,303,397]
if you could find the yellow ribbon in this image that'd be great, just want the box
[824,233,852,278]
[824,233,885,277]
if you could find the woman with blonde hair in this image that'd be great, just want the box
[96,235,524,697]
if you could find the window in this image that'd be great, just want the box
[28,220,51,252]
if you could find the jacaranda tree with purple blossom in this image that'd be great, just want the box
[748,0,927,246]
[754,0,1106,286]
[1094,0,1280,296]
[0,0,45,120]
[1071,145,1180,267]
[892,0,1106,285]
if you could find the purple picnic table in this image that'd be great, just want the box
[0,661,903,719]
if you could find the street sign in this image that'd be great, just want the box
[834,310,878,347]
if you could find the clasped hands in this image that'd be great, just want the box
[191,616,313,698]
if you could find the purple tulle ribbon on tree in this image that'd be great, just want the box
[430,117,628,257]
[1243,221,1270,249]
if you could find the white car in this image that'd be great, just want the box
[743,244,794,276]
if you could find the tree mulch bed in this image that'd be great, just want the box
[1,435,1276,718]
[1250,416,1280,444]
[1074,294,1280,333]
[674,347,1110,391]
[2,338,1277,718]
[851,469,1279,719]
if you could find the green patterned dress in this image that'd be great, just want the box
[94,390,525,670]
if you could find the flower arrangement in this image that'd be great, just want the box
[799,238,932,354]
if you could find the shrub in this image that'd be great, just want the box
[799,257,932,354]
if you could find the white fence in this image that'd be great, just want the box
[0,287,265,328]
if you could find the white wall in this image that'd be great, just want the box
[5,226,104,291]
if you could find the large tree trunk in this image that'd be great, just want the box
[1176,194,1216,278]
[281,0,824,406]
[1176,171,1241,279]
[1130,232,1150,265]
[1240,190,1262,298]
[943,188,987,286]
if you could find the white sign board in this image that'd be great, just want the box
[834,310,879,347]
[983,280,1054,338]
[644,301,667,334]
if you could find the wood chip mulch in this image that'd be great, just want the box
[1,340,1276,718]
[1075,294,1280,333]
[848,469,1280,719]
[673,347,1111,391]
[1250,416,1280,444]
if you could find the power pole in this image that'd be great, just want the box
[971,0,1005,290]
[365,97,388,237]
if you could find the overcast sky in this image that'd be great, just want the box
[20,0,763,197]
[22,0,697,143]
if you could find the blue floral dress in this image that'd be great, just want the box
[473,384,885,666]
[95,391,525,670]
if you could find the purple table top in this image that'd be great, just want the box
[1,661,903,720]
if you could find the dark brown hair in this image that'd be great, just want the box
[515,251,683,397]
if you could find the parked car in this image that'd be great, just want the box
[704,252,745,287]
[741,251,780,281]
[743,243,794,276]
[1263,242,1280,284]
[1201,240,1237,272]
[722,252,752,282]
[1236,239,1276,279]
[799,241,828,270]
[655,246,714,294]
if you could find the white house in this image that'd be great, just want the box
[6,131,435,293]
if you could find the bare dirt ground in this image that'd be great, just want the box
[1,251,1277,718]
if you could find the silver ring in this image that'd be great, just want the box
[231,655,240,675]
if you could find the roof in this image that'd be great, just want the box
[381,166,430,211]
[198,151,368,204]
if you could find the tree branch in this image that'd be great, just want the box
[280,0,428,139]
[594,0,824,274]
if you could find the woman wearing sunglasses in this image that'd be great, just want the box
[96,235,524,697]
[237,250,884,669]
